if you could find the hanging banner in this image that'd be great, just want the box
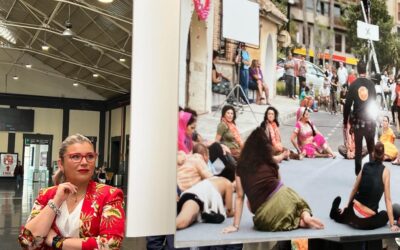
[0,153,18,177]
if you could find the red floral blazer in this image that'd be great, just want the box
[18,181,125,250]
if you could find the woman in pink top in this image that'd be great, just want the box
[290,107,336,158]
[178,111,197,154]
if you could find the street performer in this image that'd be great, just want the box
[343,61,377,175]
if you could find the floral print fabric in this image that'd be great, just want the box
[18,181,125,250]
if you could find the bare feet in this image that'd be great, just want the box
[300,211,324,229]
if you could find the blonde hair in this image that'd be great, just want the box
[53,134,93,185]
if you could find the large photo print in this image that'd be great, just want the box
[173,0,400,248]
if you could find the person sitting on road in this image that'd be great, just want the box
[379,116,398,162]
[318,79,331,112]
[177,152,213,192]
[338,122,367,159]
[215,105,243,160]
[260,106,301,162]
[212,50,231,96]
[193,143,235,182]
[330,142,399,232]
[290,107,336,158]
[176,177,234,230]
[249,59,270,105]
[222,128,324,233]
[299,84,314,109]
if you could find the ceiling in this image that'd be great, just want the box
[0,0,132,99]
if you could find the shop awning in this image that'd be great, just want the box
[293,48,358,65]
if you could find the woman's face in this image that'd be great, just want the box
[224,109,234,122]
[185,121,197,137]
[382,117,389,128]
[267,110,275,123]
[302,111,310,122]
[59,142,96,184]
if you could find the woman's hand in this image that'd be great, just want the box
[222,225,239,234]
[45,228,58,247]
[390,224,400,232]
[54,182,78,205]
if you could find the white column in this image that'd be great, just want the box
[126,0,179,236]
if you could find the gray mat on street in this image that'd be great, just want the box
[175,156,400,247]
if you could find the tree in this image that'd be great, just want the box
[342,0,394,72]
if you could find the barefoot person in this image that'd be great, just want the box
[330,142,399,231]
[223,128,324,233]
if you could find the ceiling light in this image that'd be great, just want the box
[25,64,32,69]
[12,75,19,80]
[119,58,126,62]
[93,73,99,78]
[62,5,75,37]
[42,44,49,51]
[98,0,114,3]
[73,82,79,87]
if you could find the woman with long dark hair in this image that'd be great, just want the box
[223,128,324,233]
[215,105,243,160]
[260,106,300,162]
[330,142,399,231]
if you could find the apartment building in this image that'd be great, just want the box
[289,0,358,67]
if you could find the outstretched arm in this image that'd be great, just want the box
[383,168,399,231]
[223,176,244,233]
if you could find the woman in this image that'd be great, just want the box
[260,106,300,162]
[212,50,231,96]
[215,105,243,160]
[379,116,398,161]
[290,107,335,158]
[330,142,399,231]
[178,110,197,154]
[249,59,270,105]
[222,128,324,233]
[18,134,125,250]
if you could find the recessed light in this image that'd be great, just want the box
[25,64,32,69]
[41,44,49,51]
[98,0,114,3]
[119,58,126,62]
[93,73,99,78]
[12,75,19,80]
[73,82,79,87]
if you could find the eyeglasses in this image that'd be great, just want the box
[65,152,98,163]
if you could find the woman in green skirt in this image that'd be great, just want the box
[223,127,324,233]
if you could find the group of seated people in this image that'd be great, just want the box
[176,102,400,245]
[175,103,342,234]
[212,51,270,105]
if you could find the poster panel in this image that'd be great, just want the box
[0,153,18,177]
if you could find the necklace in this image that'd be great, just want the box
[73,192,85,203]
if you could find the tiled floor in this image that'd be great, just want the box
[0,177,146,250]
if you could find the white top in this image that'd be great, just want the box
[337,67,348,85]
[56,199,84,237]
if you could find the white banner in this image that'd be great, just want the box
[0,153,18,177]
[357,20,379,41]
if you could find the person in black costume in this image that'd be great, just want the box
[329,142,399,231]
[343,61,377,175]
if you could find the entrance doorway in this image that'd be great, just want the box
[110,136,121,173]
[22,134,53,184]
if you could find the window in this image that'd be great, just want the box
[344,36,351,54]
[306,0,313,10]
[302,26,311,45]
[335,34,342,52]
[320,2,330,16]
[333,5,341,18]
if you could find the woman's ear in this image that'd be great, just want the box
[57,159,64,173]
